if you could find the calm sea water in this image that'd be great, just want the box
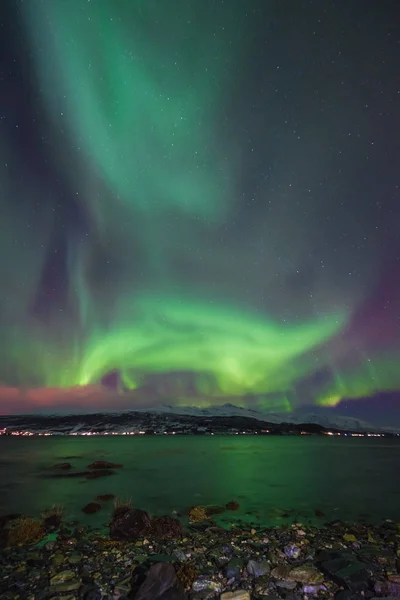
[0,436,399,529]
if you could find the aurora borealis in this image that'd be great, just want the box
[0,1,399,417]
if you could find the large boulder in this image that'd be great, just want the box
[110,508,151,541]
[133,563,186,600]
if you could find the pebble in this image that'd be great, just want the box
[48,580,81,592]
[220,591,250,600]
[246,559,270,577]
[50,569,76,584]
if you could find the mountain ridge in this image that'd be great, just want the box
[1,402,398,435]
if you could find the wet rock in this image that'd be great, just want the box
[303,584,327,595]
[207,546,232,567]
[43,514,62,530]
[343,534,358,543]
[87,461,122,469]
[67,553,82,564]
[51,553,65,567]
[246,559,270,577]
[50,570,76,584]
[148,554,176,563]
[316,549,354,563]
[220,591,250,600]
[7,516,44,546]
[110,508,151,541]
[173,549,187,562]
[114,575,131,596]
[284,543,301,558]
[287,565,324,584]
[80,584,102,600]
[150,516,184,540]
[114,576,132,598]
[271,565,291,580]
[321,557,370,591]
[192,576,222,593]
[224,557,243,578]
[335,591,365,600]
[175,562,199,591]
[49,580,81,592]
[276,580,297,590]
[82,502,102,515]
[374,580,400,597]
[189,507,210,523]
[133,562,185,600]
[158,589,187,600]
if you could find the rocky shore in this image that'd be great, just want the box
[1,501,400,600]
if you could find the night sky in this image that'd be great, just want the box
[0,0,399,421]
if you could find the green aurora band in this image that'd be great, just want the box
[0,0,398,410]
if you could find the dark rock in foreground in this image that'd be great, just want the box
[134,562,186,600]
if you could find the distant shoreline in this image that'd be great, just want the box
[0,430,394,437]
[1,412,397,438]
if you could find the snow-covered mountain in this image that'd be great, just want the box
[138,403,383,432]
[1,402,396,435]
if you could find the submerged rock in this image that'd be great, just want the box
[96,494,115,502]
[46,469,116,479]
[87,461,122,469]
[85,469,116,479]
[82,502,102,515]
[226,501,240,511]
[50,463,72,470]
